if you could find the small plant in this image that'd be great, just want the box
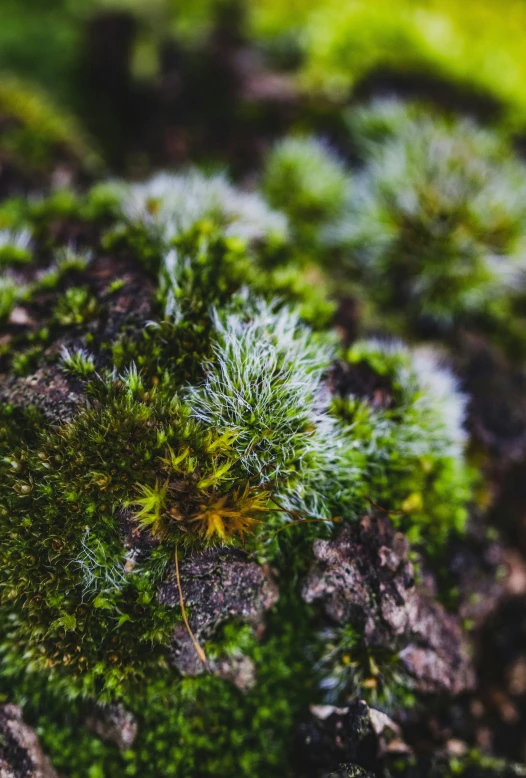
[334,99,526,328]
[53,286,99,326]
[262,136,349,244]
[0,278,25,322]
[0,228,32,268]
[316,624,416,712]
[130,401,269,544]
[60,346,96,379]
[55,244,92,274]
[12,346,42,376]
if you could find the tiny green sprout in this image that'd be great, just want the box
[55,244,92,273]
[60,346,96,378]
[0,228,32,268]
[53,286,99,326]
[107,278,126,294]
[12,346,42,376]
[317,624,416,712]
[121,363,144,396]
[0,278,20,321]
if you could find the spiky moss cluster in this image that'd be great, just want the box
[104,169,335,329]
[262,136,350,247]
[334,99,526,332]
[332,338,474,548]
[0,168,476,775]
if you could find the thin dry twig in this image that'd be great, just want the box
[175,545,208,666]
[365,496,405,516]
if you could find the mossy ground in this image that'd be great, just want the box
[0,174,481,774]
[1,17,526,774]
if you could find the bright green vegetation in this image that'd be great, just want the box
[0,75,98,174]
[0,163,480,774]
[250,0,526,128]
[337,99,526,332]
[262,136,349,248]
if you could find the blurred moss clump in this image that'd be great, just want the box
[0,75,100,184]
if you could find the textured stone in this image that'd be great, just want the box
[0,705,58,778]
[302,515,474,696]
[157,546,279,682]
[86,703,138,751]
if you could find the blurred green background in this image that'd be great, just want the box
[2,0,526,180]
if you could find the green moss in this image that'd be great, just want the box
[11,346,43,377]
[337,100,526,334]
[0,74,98,174]
[0,155,485,777]
[316,623,417,712]
[332,339,475,553]
[262,135,349,246]
[53,286,99,326]
[0,591,315,778]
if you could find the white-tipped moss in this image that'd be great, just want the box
[60,346,96,379]
[118,170,288,246]
[187,299,336,483]
[0,227,31,253]
[71,528,129,598]
[55,244,92,273]
[336,100,526,325]
[336,337,473,544]
[347,338,467,462]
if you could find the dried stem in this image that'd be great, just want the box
[175,545,208,666]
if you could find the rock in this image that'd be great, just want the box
[296,700,376,772]
[208,654,257,693]
[0,704,58,778]
[0,364,84,424]
[86,702,138,751]
[157,546,279,683]
[446,527,508,627]
[368,708,411,755]
[324,766,375,778]
[302,515,474,696]
[455,332,526,465]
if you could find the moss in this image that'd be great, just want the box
[262,135,349,247]
[336,100,526,336]
[0,74,99,175]
[0,592,315,778]
[315,623,417,712]
[331,339,475,554]
[0,157,484,776]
